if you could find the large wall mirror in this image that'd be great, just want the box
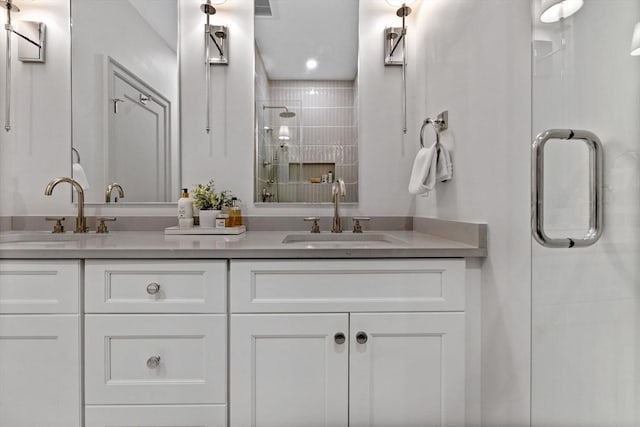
[71,0,179,204]
[254,0,359,204]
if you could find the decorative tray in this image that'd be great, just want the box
[164,225,246,235]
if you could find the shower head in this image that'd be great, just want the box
[200,1,216,15]
[0,1,19,12]
[263,105,296,118]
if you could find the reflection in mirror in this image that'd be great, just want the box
[254,0,359,204]
[71,0,179,204]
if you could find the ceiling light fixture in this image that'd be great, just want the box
[306,59,318,70]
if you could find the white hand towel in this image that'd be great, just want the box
[435,145,453,182]
[408,145,438,195]
[72,163,90,190]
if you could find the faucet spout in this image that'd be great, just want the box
[332,179,346,233]
[44,177,87,233]
[105,183,125,203]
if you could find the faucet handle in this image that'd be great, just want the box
[352,217,371,233]
[304,217,321,234]
[96,217,116,234]
[45,217,66,234]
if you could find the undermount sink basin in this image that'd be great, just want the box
[282,233,406,246]
[0,231,95,244]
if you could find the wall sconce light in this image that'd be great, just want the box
[539,0,584,23]
[384,0,416,135]
[631,23,640,56]
[1,0,46,132]
[278,125,290,141]
[201,0,229,134]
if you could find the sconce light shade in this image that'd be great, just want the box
[631,23,640,56]
[540,0,583,23]
[278,125,290,141]
[385,0,417,6]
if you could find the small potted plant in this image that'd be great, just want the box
[192,180,219,228]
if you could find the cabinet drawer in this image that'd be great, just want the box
[85,260,226,313]
[85,405,226,427]
[85,315,226,405]
[231,259,465,313]
[0,260,80,314]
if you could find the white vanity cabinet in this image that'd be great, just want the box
[83,260,227,427]
[0,260,81,427]
[229,259,467,427]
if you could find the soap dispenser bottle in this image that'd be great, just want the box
[177,188,194,228]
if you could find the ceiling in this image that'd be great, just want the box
[254,0,359,80]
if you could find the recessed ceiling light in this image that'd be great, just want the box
[306,59,318,70]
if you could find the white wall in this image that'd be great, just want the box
[413,1,532,426]
[0,1,72,216]
[1,0,418,218]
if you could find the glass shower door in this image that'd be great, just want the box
[531,1,640,426]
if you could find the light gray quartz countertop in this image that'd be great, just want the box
[0,230,487,259]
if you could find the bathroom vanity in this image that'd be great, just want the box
[0,230,485,427]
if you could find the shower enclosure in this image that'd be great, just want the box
[531,1,640,425]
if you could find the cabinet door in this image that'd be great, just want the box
[230,314,349,427]
[349,313,465,427]
[0,315,81,427]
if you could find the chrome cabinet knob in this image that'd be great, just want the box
[356,331,368,344]
[334,332,346,345]
[146,282,161,295]
[146,355,161,369]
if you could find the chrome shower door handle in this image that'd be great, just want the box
[532,129,604,248]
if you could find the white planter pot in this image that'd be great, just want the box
[199,210,220,228]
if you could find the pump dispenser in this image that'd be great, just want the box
[178,188,194,228]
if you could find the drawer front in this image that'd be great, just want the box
[231,259,465,313]
[85,405,226,427]
[85,260,226,313]
[85,315,226,405]
[0,260,80,314]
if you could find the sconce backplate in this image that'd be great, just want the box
[18,21,45,63]
[206,24,229,65]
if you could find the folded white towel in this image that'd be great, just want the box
[72,163,90,190]
[408,146,437,195]
[408,144,453,196]
[435,144,453,182]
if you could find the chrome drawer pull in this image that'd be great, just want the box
[146,355,161,369]
[146,282,161,295]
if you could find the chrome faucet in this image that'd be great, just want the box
[332,179,346,233]
[44,177,87,233]
[105,183,125,203]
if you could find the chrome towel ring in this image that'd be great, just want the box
[419,111,448,148]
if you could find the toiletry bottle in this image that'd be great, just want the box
[229,197,243,227]
[327,171,333,183]
[178,188,193,219]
